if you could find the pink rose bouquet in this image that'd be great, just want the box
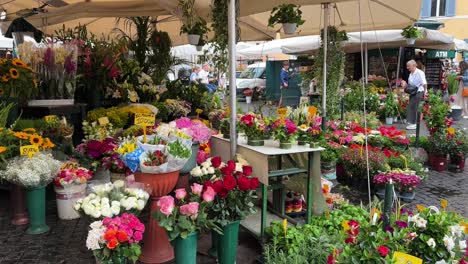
[173,117,212,143]
[86,213,144,263]
[154,183,221,240]
[239,113,269,141]
[54,165,93,188]
[271,118,298,143]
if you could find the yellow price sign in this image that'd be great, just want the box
[44,115,59,123]
[20,145,39,158]
[134,113,155,127]
[393,252,422,264]
[98,117,110,126]
[61,161,78,170]
[277,108,287,117]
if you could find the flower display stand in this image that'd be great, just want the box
[26,186,49,235]
[10,185,29,226]
[172,232,198,264]
[134,171,180,263]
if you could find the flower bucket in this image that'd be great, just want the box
[110,172,126,182]
[95,256,128,264]
[94,167,110,182]
[172,232,198,264]
[10,184,29,226]
[217,220,240,264]
[397,191,416,202]
[180,143,200,174]
[247,139,264,146]
[26,186,49,235]
[431,154,447,171]
[282,23,297,34]
[196,46,203,52]
[279,142,292,149]
[406,38,416,45]
[385,117,393,125]
[188,34,201,45]
[336,163,347,184]
[297,141,307,146]
[448,154,465,173]
[321,161,337,180]
[245,96,252,104]
[208,231,219,257]
[54,183,86,220]
[448,105,462,121]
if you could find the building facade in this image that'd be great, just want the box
[421,0,468,40]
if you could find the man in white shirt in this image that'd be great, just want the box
[198,64,210,85]
[401,60,427,130]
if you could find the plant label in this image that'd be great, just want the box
[134,113,155,127]
[20,145,39,158]
[44,115,59,123]
[393,252,422,264]
[98,117,110,126]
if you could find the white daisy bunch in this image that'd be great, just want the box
[74,180,149,219]
[86,221,106,251]
[0,153,62,188]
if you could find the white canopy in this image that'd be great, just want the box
[0,36,13,49]
[237,36,321,57]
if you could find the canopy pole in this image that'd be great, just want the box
[322,3,329,130]
[396,46,403,87]
[365,43,368,84]
[228,0,237,159]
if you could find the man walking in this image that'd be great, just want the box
[278,61,290,107]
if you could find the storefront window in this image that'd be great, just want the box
[431,0,446,17]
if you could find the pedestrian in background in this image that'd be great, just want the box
[456,61,468,118]
[401,60,427,130]
[278,61,290,107]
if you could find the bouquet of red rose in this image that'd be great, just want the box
[75,138,118,171]
[199,157,259,226]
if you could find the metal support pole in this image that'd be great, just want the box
[321,3,329,131]
[228,0,237,159]
[365,43,369,84]
[340,97,344,121]
[415,110,421,148]
[383,181,394,231]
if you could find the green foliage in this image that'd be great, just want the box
[343,82,381,114]
[422,90,450,131]
[0,102,15,128]
[401,25,422,39]
[447,73,459,95]
[314,27,348,118]
[210,188,257,227]
[383,95,399,118]
[268,4,305,27]
[344,111,381,129]
[180,18,209,36]
[167,140,191,159]
[447,128,468,157]
[12,119,47,131]
[86,107,130,128]
[428,129,450,155]
[341,148,388,179]
[159,80,211,115]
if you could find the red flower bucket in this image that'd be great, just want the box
[430,154,448,172]
[449,154,465,173]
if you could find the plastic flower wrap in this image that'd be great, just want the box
[74,180,149,219]
[86,213,145,263]
[0,153,62,188]
[118,138,142,173]
[54,165,93,188]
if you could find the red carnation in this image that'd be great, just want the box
[242,165,252,176]
[345,237,356,244]
[377,245,389,257]
[348,220,359,229]
[212,180,224,194]
[220,166,232,176]
[346,228,359,236]
[211,156,222,168]
[240,114,255,127]
[249,177,259,190]
[223,175,237,191]
[226,160,236,172]
[237,176,250,191]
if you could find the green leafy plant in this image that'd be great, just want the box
[167,140,192,159]
[383,95,398,118]
[401,25,422,39]
[268,4,305,27]
[421,90,450,132]
[447,73,459,95]
[447,128,468,159]
[180,18,209,36]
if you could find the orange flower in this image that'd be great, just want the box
[11,58,26,68]
[447,127,455,135]
[9,68,19,79]
[103,229,117,241]
[116,231,128,242]
[13,131,29,140]
[106,238,119,249]
[1,75,9,82]
[0,146,6,154]
[29,134,43,146]
[23,128,36,133]
[42,138,55,149]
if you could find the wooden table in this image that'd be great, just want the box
[210,135,324,239]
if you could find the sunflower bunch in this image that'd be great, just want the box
[0,58,38,100]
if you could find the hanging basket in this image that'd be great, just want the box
[187,34,201,45]
[282,23,297,34]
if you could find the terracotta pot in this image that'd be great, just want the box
[134,171,180,263]
[10,184,29,226]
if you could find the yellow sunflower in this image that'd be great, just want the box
[23,128,36,133]
[14,131,29,140]
[0,146,6,154]
[29,134,44,146]
[9,68,19,79]
[1,75,9,82]
[11,58,27,68]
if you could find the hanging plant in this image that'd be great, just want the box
[268,4,305,34]
[401,25,422,39]
[178,0,210,45]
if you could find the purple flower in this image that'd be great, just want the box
[64,55,77,75]
[175,117,192,129]
[43,47,55,68]
[395,220,408,228]
[385,226,394,233]
[400,208,413,216]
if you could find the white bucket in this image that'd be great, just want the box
[406,38,416,45]
[246,96,252,104]
[55,183,87,220]
[385,117,393,125]
[283,23,297,34]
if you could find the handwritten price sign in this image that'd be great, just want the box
[393,252,422,264]
[60,161,78,170]
[134,113,155,127]
[44,115,59,123]
[20,145,39,158]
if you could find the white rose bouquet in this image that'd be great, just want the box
[74,180,149,219]
[0,153,62,188]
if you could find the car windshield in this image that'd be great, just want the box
[239,67,264,79]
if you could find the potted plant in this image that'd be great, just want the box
[243,88,253,104]
[86,213,145,263]
[401,25,422,45]
[427,129,450,171]
[373,169,422,201]
[268,4,305,34]
[271,118,298,149]
[447,128,468,173]
[239,113,268,146]
[297,124,311,145]
[154,184,221,264]
[53,164,93,220]
[383,95,398,125]
[178,0,210,45]
[320,141,342,180]
[198,158,259,264]
[219,118,231,139]
[0,153,61,234]
[341,147,387,190]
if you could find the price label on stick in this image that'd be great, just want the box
[44,115,59,123]
[20,145,39,158]
[98,117,110,126]
[393,252,422,264]
[134,113,155,127]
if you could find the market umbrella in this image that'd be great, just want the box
[237,35,321,57]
